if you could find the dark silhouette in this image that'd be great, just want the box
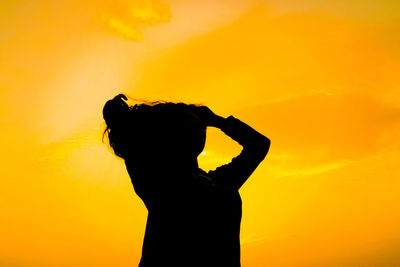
[103,94,270,267]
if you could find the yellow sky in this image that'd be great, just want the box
[1,0,400,266]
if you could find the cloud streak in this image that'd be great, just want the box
[102,0,172,41]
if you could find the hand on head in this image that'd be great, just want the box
[193,106,224,128]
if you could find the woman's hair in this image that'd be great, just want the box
[102,94,206,162]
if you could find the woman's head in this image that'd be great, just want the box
[103,94,206,165]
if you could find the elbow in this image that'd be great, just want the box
[248,135,270,159]
[261,136,271,157]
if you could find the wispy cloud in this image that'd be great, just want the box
[277,160,353,178]
[102,0,172,41]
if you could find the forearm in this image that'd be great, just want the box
[191,105,270,156]
[212,115,270,153]
[204,114,270,189]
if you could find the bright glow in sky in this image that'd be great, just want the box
[1,0,400,266]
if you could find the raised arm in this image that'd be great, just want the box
[195,107,270,190]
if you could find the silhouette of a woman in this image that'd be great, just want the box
[103,94,270,267]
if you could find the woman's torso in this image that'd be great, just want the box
[127,166,242,267]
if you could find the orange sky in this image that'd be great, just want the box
[1,0,400,266]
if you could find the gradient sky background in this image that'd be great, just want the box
[1,0,400,266]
